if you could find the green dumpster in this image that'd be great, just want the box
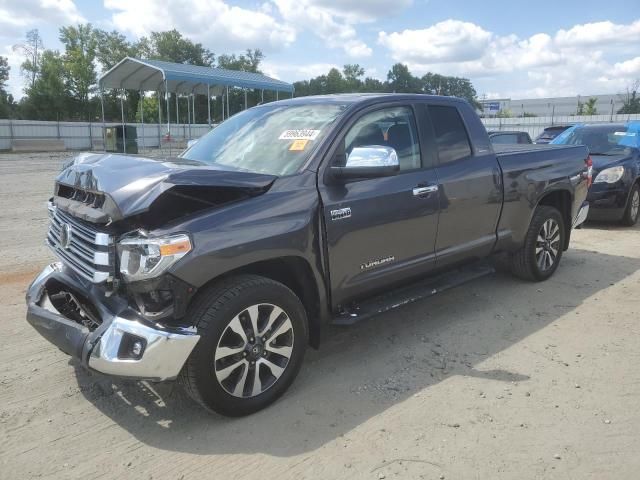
[104,126,138,154]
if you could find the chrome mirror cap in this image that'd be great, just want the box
[346,145,399,168]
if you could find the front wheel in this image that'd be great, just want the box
[510,205,565,281]
[179,275,308,416]
[621,184,640,226]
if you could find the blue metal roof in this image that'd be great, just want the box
[98,57,294,94]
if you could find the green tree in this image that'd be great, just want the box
[13,29,44,90]
[421,72,480,108]
[19,50,69,120]
[617,81,640,114]
[387,63,420,93]
[60,24,97,120]
[585,97,598,115]
[217,49,263,72]
[137,30,214,66]
[0,56,13,118]
[95,29,135,70]
[343,64,364,92]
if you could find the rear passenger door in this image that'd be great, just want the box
[423,103,502,266]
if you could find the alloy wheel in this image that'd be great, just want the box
[214,303,294,398]
[631,190,640,221]
[535,218,561,272]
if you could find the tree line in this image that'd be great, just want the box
[2,24,639,123]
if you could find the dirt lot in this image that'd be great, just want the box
[1,152,639,480]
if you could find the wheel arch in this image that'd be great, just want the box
[191,256,325,349]
[536,189,572,250]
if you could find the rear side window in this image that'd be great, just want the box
[491,134,518,144]
[429,105,472,164]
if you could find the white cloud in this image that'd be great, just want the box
[272,0,372,57]
[262,61,340,81]
[104,0,296,52]
[555,20,640,47]
[0,0,84,39]
[312,0,413,22]
[379,20,492,63]
[378,18,640,98]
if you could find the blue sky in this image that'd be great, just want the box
[2,0,640,100]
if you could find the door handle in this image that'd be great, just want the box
[413,185,438,196]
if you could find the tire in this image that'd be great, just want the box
[621,184,640,226]
[178,275,308,417]
[510,205,565,281]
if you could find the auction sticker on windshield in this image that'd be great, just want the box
[279,129,321,141]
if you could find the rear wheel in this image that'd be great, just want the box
[510,205,565,281]
[179,275,308,416]
[621,184,640,226]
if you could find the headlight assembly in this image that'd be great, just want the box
[117,233,192,282]
[594,166,624,184]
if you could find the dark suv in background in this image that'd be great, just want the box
[535,125,573,144]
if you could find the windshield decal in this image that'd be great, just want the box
[279,129,321,141]
[289,139,309,151]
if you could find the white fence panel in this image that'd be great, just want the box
[0,120,215,151]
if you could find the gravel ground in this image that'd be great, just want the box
[1,151,639,480]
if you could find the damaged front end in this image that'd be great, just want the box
[27,152,276,380]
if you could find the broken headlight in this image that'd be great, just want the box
[117,233,192,282]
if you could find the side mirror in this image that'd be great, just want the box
[331,146,400,180]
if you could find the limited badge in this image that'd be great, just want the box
[289,139,308,151]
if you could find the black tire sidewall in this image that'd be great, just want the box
[527,207,565,281]
[622,184,640,226]
[189,278,308,416]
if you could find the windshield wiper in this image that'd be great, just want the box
[589,152,615,156]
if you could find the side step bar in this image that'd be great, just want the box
[332,261,495,326]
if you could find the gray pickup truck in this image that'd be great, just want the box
[26,94,591,416]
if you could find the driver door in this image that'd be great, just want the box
[318,104,440,308]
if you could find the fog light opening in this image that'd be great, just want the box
[118,333,147,360]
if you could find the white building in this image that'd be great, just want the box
[479,94,625,117]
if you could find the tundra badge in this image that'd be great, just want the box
[330,207,352,221]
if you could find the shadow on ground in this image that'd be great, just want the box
[73,248,640,457]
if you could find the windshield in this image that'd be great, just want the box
[181,103,347,175]
[550,124,640,155]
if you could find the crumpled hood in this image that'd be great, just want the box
[54,152,277,223]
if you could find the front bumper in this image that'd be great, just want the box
[26,263,200,381]
[586,183,629,221]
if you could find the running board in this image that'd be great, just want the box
[332,261,495,326]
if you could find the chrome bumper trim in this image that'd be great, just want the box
[89,317,200,381]
[573,201,589,228]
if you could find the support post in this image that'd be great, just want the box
[139,90,145,151]
[100,89,106,151]
[187,93,192,140]
[261,89,264,104]
[226,86,230,119]
[176,93,179,127]
[165,80,171,156]
[192,93,195,125]
[276,91,279,101]
[157,90,162,147]
[120,89,126,154]
[244,89,247,110]
[207,84,211,127]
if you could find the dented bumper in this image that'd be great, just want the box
[26,263,200,381]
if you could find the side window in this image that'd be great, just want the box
[429,105,472,164]
[343,106,421,171]
[491,134,517,144]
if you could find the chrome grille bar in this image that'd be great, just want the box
[46,203,114,283]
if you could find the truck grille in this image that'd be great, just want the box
[46,204,114,283]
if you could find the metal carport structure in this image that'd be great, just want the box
[97,57,295,153]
